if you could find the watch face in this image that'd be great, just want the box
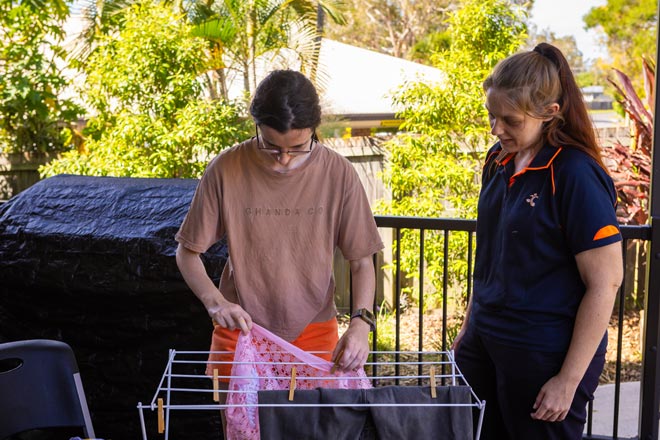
[353,308,374,325]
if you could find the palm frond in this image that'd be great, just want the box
[67,0,135,66]
[318,0,346,26]
[190,17,237,43]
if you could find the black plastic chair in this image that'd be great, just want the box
[0,339,95,439]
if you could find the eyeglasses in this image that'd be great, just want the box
[255,125,315,157]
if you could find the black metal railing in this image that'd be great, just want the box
[364,215,653,440]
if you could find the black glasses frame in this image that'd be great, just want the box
[255,125,316,157]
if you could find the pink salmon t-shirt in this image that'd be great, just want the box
[175,139,383,340]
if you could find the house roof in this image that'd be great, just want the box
[315,39,445,116]
[225,38,445,122]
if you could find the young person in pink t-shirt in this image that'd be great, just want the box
[175,70,383,422]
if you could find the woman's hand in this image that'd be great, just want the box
[531,374,579,422]
[208,299,253,334]
[332,319,371,371]
[176,244,253,335]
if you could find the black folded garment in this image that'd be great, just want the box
[257,385,473,440]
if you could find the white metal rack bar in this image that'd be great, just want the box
[137,349,485,440]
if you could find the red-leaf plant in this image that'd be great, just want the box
[602,58,654,225]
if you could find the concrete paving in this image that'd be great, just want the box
[585,381,640,439]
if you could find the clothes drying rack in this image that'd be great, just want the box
[136,349,485,440]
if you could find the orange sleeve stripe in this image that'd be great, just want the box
[593,225,620,241]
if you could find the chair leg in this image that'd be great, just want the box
[74,372,96,438]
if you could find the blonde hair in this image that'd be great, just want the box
[484,43,605,170]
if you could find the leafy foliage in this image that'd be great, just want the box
[526,30,585,73]
[0,0,83,153]
[324,0,452,62]
[41,1,251,178]
[83,2,206,120]
[71,0,344,100]
[42,100,249,178]
[603,58,654,225]
[584,0,658,93]
[188,0,345,98]
[377,0,527,310]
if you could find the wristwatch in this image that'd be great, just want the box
[350,308,376,331]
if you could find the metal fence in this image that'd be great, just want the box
[1,200,656,438]
[367,215,653,440]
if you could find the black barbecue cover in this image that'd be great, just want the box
[0,174,228,439]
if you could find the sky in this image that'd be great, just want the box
[530,0,608,62]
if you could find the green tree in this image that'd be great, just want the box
[377,0,527,309]
[0,0,83,153]
[71,0,344,99]
[41,1,250,178]
[584,0,658,91]
[527,30,585,73]
[324,0,452,62]
[526,30,596,87]
[67,0,133,66]
[183,0,346,98]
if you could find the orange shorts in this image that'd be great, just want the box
[206,317,339,381]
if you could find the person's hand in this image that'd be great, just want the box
[208,299,253,335]
[531,374,579,422]
[331,319,371,372]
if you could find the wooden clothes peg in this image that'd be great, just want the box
[213,368,220,402]
[330,348,345,374]
[429,366,437,399]
[157,398,165,433]
[288,367,297,401]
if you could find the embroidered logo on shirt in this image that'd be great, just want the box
[526,193,539,207]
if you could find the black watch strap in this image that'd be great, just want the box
[350,308,375,331]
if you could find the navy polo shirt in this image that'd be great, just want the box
[471,143,621,353]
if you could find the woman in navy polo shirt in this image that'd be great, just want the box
[454,43,623,439]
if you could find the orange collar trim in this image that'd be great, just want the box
[509,147,562,180]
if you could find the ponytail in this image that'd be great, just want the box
[532,43,606,170]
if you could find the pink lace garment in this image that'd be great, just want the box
[225,324,372,440]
